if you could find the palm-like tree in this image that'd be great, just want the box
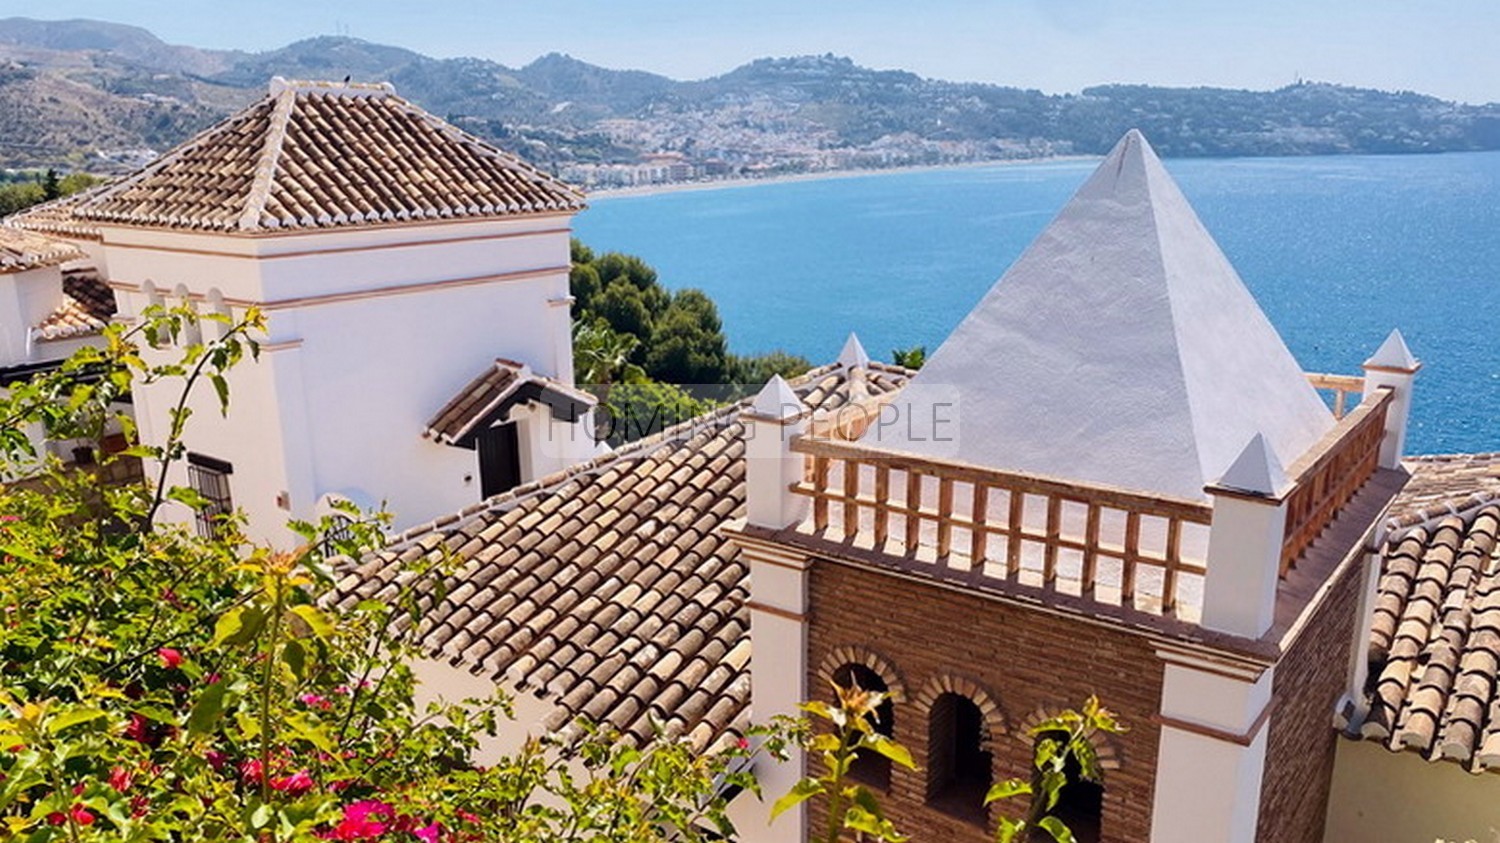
[574,319,646,403]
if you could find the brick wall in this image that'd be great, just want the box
[1256,559,1365,843]
[806,558,1166,843]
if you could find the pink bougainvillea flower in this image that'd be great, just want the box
[270,769,315,796]
[413,822,442,843]
[327,800,392,840]
[204,750,228,771]
[70,804,94,826]
[108,766,132,793]
[157,648,183,669]
[298,693,332,710]
[240,758,264,786]
[124,713,151,744]
[736,737,750,750]
[457,810,481,825]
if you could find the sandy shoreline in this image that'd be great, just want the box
[584,155,1101,201]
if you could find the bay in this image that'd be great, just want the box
[575,152,1500,455]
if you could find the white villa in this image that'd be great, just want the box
[4,80,1500,843]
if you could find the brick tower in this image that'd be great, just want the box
[730,131,1418,843]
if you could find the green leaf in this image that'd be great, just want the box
[1040,770,1067,811]
[996,816,1024,843]
[867,734,916,770]
[188,682,227,735]
[770,778,824,822]
[209,374,230,415]
[283,639,306,681]
[212,606,265,648]
[1037,816,1077,843]
[287,604,334,640]
[45,708,106,734]
[985,778,1033,804]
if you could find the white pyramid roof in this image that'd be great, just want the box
[867,130,1334,500]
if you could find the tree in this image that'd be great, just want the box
[0,305,783,841]
[569,240,732,385]
[41,168,61,201]
[643,290,730,384]
[891,346,927,369]
[727,350,813,388]
[594,381,712,447]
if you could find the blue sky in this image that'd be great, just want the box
[11,0,1499,103]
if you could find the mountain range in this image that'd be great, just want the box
[3,16,1499,175]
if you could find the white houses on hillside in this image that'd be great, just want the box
[6,78,598,545]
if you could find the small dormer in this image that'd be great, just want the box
[0,226,101,369]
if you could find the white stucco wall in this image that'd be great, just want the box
[1324,739,1500,843]
[0,264,69,366]
[107,214,581,542]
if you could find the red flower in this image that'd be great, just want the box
[736,737,750,751]
[240,758,264,786]
[46,812,66,826]
[327,801,392,840]
[108,766,133,793]
[157,648,183,669]
[270,769,314,796]
[124,713,151,744]
[70,804,94,826]
[205,749,229,771]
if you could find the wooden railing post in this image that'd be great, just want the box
[1202,434,1289,639]
[744,376,810,530]
[1361,329,1420,470]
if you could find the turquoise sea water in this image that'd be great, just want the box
[574,152,1500,455]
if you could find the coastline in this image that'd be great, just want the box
[584,155,1102,201]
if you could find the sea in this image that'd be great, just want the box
[574,152,1500,456]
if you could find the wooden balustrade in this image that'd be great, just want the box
[1306,372,1365,420]
[789,438,1213,617]
[1279,386,1393,573]
[782,377,1393,621]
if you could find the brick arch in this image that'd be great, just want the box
[913,674,1009,739]
[1017,705,1123,772]
[816,645,909,703]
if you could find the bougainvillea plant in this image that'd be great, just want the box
[0,305,784,842]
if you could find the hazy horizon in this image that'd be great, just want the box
[4,1,1497,105]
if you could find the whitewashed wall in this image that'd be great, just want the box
[1324,739,1500,843]
[104,214,581,544]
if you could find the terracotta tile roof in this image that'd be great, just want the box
[70,79,585,234]
[424,359,597,448]
[4,183,111,241]
[0,225,85,273]
[334,363,912,752]
[33,268,117,342]
[1357,454,1500,770]
[1386,453,1500,529]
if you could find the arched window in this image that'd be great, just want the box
[1035,730,1104,843]
[926,692,991,821]
[832,662,894,790]
[204,288,230,341]
[173,284,202,346]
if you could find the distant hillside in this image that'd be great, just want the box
[2,17,1499,174]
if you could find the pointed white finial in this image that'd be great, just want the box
[837,333,871,370]
[1364,329,1419,372]
[1215,433,1289,497]
[751,375,806,420]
